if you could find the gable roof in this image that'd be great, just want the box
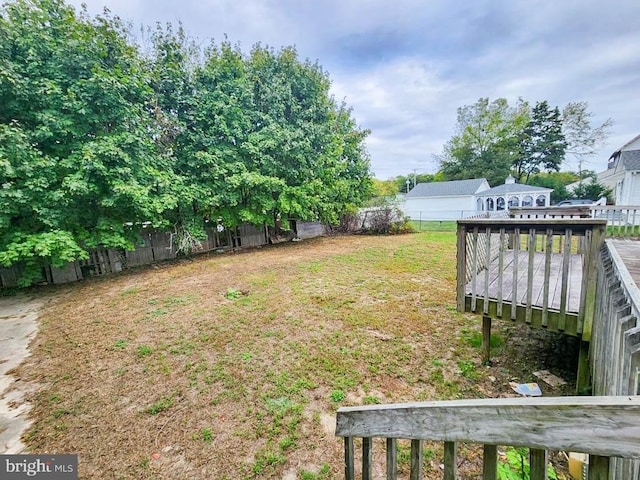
[406,178,488,198]
[617,133,640,152]
[477,183,552,196]
[621,149,640,171]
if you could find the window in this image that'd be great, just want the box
[477,198,484,211]
[536,195,546,207]
[496,197,505,210]
[522,195,533,207]
[508,196,519,208]
[486,198,494,210]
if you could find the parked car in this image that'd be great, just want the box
[555,199,595,206]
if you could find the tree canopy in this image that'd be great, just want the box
[0,0,372,284]
[438,97,607,187]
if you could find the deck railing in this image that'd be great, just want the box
[509,205,640,238]
[336,396,640,480]
[456,219,606,338]
[591,205,640,237]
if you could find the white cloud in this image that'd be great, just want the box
[65,0,640,178]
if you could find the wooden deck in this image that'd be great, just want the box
[464,250,584,335]
[465,250,583,313]
[609,238,640,288]
[457,219,607,352]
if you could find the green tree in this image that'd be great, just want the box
[439,98,529,186]
[0,0,372,284]
[528,171,580,203]
[571,176,613,203]
[562,101,613,174]
[394,173,437,193]
[514,101,567,184]
[0,0,177,284]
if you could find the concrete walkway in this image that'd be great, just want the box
[0,294,44,453]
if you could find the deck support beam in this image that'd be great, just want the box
[577,340,591,395]
[482,316,492,365]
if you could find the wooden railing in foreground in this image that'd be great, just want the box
[336,396,640,480]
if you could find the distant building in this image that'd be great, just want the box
[603,134,640,205]
[403,178,490,220]
[475,175,552,212]
[402,176,553,220]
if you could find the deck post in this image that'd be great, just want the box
[482,316,492,365]
[577,340,591,395]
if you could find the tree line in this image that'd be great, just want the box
[0,0,373,284]
[375,97,613,202]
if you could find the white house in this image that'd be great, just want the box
[475,175,553,212]
[403,178,490,220]
[402,176,553,220]
[601,134,640,205]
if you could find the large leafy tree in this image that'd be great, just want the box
[513,101,567,184]
[1,0,372,283]
[439,98,529,186]
[0,0,178,283]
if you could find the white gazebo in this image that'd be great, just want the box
[475,175,552,212]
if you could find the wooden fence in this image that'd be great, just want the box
[336,396,640,480]
[0,221,324,287]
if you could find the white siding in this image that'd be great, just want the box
[403,195,477,220]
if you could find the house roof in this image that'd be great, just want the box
[615,133,640,153]
[406,178,488,198]
[620,149,640,171]
[477,183,552,196]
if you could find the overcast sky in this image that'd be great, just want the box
[67,0,639,180]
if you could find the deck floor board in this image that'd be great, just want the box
[465,250,582,314]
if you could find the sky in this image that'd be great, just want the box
[66,0,639,180]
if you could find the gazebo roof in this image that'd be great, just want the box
[476,183,552,197]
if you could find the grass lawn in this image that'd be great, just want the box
[408,220,457,232]
[15,232,574,479]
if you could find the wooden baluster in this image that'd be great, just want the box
[624,208,629,237]
[444,441,457,480]
[484,227,491,315]
[526,228,536,324]
[511,228,520,320]
[497,228,505,317]
[409,439,423,480]
[363,437,373,480]
[482,444,498,480]
[471,228,479,312]
[589,455,610,480]
[386,438,397,480]
[559,229,572,332]
[529,448,548,480]
[456,223,467,312]
[542,229,553,327]
[344,437,355,480]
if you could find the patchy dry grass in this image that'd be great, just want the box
[15,233,574,479]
